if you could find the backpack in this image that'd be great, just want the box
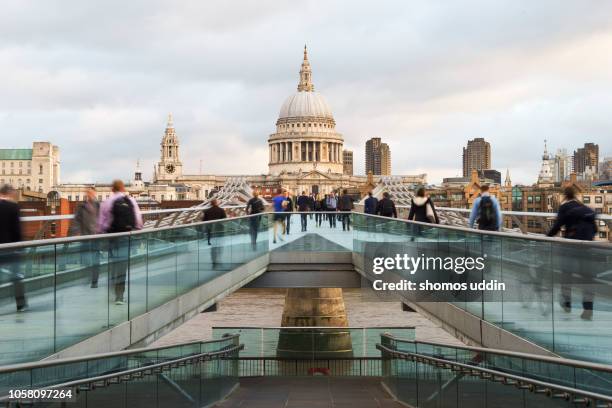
[566,204,596,240]
[478,196,497,230]
[109,196,136,233]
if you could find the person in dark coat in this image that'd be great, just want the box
[203,199,227,268]
[364,192,378,215]
[547,186,597,320]
[338,189,354,231]
[408,187,439,224]
[376,192,397,218]
[314,194,324,227]
[297,191,310,232]
[283,192,294,234]
[68,187,101,287]
[246,192,264,250]
[0,185,27,311]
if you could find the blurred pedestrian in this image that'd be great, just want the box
[547,186,597,320]
[272,191,287,244]
[0,185,27,311]
[297,191,310,232]
[338,189,354,231]
[69,187,101,288]
[325,194,337,227]
[468,185,502,231]
[203,199,227,269]
[284,191,294,234]
[98,180,143,305]
[246,192,264,250]
[377,192,397,218]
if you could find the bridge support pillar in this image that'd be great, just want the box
[277,288,353,359]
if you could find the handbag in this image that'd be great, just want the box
[425,201,436,223]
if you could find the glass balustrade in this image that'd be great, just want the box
[0,336,241,407]
[380,334,612,407]
[0,216,268,365]
[1,211,611,368]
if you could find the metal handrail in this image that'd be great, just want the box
[21,206,218,222]
[0,344,244,402]
[214,326,415,330]
[376,343,612,405]
[0,335,240,374]
[380,334,612,374]
[2,211,611,251]
[396,204,612,220]
[21,206,612,222]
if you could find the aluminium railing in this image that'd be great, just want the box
[376,342,612,407]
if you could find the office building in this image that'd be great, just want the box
[573,143,599,178]
[365,137,391,176]
[342,150,353,175]
[462,138,491,177]
[0,142,60,194]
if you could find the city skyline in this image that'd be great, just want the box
[1,1,612,184]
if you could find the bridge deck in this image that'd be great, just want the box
[215,377,403,408]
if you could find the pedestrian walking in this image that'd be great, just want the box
[314,194,324,227]
[203,199,227,269]
[68,187,101,288]
[325,194,337,228]
[0,185,27,312]
[338,189,354,231]
[364,191,378,215]
[547,186,597,320]
[297,191,310,232]
[272,191,287,244]
[408,187,439,224]
[98,180,143,305]
[246,192,264,250]
[284,191,294,235]
[376,192,397,218]
[468,185,502,231]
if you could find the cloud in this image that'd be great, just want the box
[0,0,610,185]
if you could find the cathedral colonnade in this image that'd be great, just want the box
[269,140,343,164]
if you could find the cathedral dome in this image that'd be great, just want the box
[279,91,333,120]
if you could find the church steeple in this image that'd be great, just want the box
[155,113,183,182]
[297,45,314,92]
[505,169,512,188]
[537,139,553,186]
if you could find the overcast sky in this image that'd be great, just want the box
[1,1,611,185]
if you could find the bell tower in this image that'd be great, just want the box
[155,113,183,182]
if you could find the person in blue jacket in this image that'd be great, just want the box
[364,191,378,215]
[468,185,502,231]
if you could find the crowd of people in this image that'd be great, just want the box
[0,181,599,317]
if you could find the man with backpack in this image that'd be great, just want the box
[98,180,143,305]
[376,192,397,218]
[468,185,502,231]
[547,186,597,320]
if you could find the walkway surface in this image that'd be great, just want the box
[151,288,464,347]
[214,377,403,408]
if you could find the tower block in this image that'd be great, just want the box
[277,288,353,359]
